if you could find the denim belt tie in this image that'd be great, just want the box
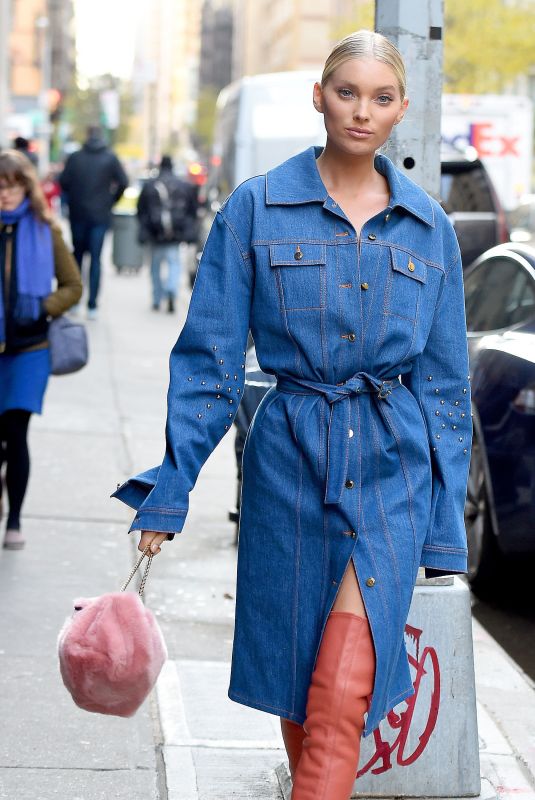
[276,373,401,505]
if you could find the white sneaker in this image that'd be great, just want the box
[87,308,98,321]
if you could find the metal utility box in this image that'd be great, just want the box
[355,576,480,798]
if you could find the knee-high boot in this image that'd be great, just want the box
[291,611,376,800]
[281,718,306,778]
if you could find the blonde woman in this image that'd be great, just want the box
[0,151,82,549]
[115,30,471,799]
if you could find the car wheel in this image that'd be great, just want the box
[465,433,500,597]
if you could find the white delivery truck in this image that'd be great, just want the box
[441,94,533,211]
[207,70,326,201]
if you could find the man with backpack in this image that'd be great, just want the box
[137,155,199,313]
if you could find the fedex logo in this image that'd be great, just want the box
[442,122,520,158]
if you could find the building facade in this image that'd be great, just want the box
[133,0,202,165]
[199,0,233,93]
[231,0,359,80]
[4,0,74,162]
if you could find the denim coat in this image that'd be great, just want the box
[113,147,472,735]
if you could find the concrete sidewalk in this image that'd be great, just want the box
[1,242,535,800]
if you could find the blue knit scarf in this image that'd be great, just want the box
[0,197,54,345]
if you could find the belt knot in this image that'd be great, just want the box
[276,372,401,504]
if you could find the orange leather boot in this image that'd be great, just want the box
[290,611,376,800]
[281,718,306,778]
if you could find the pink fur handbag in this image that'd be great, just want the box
[57,547,167,717]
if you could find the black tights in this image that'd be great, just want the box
[0,410,31,529]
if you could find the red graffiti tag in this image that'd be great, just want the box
[357,624,441,777]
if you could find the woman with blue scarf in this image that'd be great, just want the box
[0,151,82,550]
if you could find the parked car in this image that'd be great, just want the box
[463,243,535,596]
[507,194,535,246]
[440,145,509,268]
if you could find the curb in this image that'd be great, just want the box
[151,617,535,800]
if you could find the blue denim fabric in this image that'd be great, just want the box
[70,220,108,309]
[150,243,181,305]
[112,147,472,735]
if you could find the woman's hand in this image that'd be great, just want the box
[138,530,169,555]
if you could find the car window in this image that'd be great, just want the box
[464,257,535,331]
[440,164,495,214]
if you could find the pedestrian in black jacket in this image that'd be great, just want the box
[137,155,198,313]
[60,126,128,319]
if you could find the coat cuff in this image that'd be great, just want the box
[127,507,186,536]
[111,466,186,537]
[420,544,467,575]
[111,466,160,510]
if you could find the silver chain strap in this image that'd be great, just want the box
[120,545,154,596]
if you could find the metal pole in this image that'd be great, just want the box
[375,0,443,198]
[36,11,51,176]
[0,0,12,148]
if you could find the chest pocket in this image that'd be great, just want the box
[269,243,327,311]
[387,248,427,321]
[378,249,428,365]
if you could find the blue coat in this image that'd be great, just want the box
[113,147,472,736]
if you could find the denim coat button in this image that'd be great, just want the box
[366,577,376,587]
[368,233,377,240]
[347,332,356,342]
[361,282,369,290]
[345,479,355,489]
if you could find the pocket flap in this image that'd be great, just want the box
[269,243,327,267]
[390,249,427,284]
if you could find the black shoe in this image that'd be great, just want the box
[167,295,175,313]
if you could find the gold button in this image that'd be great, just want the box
[360,282,369,290]
[348,332,356,342]
[366,577,376,587]
[345,479,354,489]
[294,249,303,261]
[408,260,415,272]
[367,233,376,241]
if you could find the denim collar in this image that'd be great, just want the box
[265,146,435,228]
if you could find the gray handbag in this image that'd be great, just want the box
[48,315,89,376]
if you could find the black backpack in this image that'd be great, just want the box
[142,176,197,244]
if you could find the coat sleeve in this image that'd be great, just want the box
[112,209,253,535]
[404,236,472,576]
[136,184,151,243]
[43,224,82,317]
[110,155,128,203]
